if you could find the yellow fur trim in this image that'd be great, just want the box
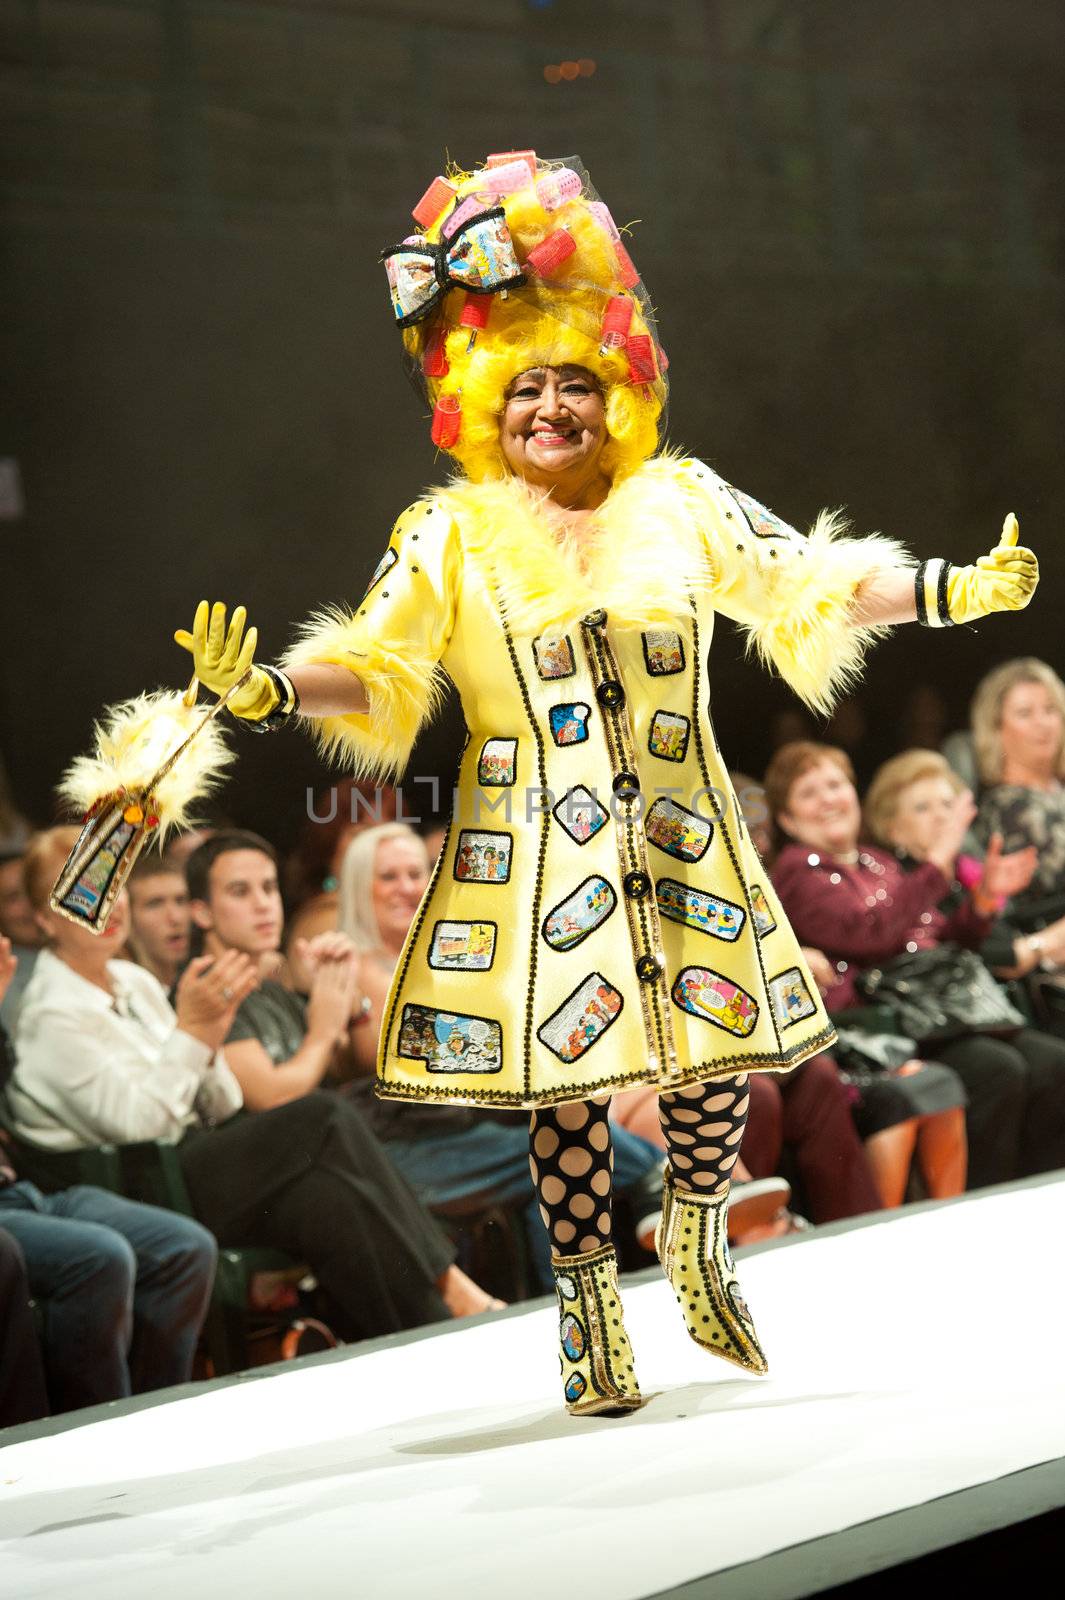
[435,457,713,639]
[740,510,909,715]
[59,692,235,838]
[281,604,450,784]
[402,162,664,482]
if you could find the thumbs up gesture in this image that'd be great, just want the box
[944,515,1039,625]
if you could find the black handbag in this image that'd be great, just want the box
[855,944,1025,1046]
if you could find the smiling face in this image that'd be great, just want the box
[499,364,607,493]
[372,835,429,951]
[778,758,862,857]
[998,678,1064,777]
[882,774,960,861]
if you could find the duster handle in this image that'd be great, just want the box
[145,668,253,795]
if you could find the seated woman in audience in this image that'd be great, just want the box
[8,827,494,1341]
[970,660,1065,1011]
[334,823,665,1289]
[766,741,1065,1194]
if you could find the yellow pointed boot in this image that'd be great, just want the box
[658,1166,769,1374]
[552,1243,644,1416]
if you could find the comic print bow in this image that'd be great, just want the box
[381,206,526,328]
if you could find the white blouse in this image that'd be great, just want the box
[8,948,243,1149]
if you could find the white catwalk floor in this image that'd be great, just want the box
[2,1178,1065,1600]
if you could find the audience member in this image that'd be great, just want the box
[126,853,192,990]
[971,659,1065,947]
[200,824,661,1292]
[0,934,216,1414]
[864,746,1045,992]
[8,828,494,1340]
[0,846,44,1033]
[768,741,1065,1189]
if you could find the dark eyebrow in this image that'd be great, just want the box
[506,366,599,396]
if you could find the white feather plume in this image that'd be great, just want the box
[58,691,235,837]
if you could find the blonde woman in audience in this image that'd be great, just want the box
[970,660,1065,979]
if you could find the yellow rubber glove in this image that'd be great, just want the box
[174,601,280,720]
[944,515,1039,624]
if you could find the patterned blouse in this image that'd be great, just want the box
[976,783,1065,922]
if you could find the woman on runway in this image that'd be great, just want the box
[175,151,1037,1414]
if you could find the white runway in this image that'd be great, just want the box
[2,1178,1064,1599]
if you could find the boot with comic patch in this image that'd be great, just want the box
[552,1244,644,1416]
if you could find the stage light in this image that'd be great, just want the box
[543,59,597,84]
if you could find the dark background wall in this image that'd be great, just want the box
[2,0,1063,847]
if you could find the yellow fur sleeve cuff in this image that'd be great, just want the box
[685,465,912,715]
[281,503,460,781]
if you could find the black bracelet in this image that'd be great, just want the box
[914,559,956,627]
[914,563,929,626]
[242,665,301,733]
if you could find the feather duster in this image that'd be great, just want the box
[50,690,236,934]
[58,690,236,839]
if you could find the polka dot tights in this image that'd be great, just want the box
[658,1074,750,1196]
[529,1097,614,1258]
[529,1076,750,1259]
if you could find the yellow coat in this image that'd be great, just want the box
[285,455,906,1109]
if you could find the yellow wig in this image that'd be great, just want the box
[391,154,667,482]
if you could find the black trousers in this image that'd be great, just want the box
[935,1028,1065,1188]
[0,1227,48,1427]
[178,1091,455,1340]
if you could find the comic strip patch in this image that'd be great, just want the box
[537,973,624,1063]
[453,829,512,883]
[750,883,777,937]
[727,486,799,541]
[549,703,591,747]
[672,967,759,1037]
[769,967,818,1029]
[542,876,617,952]
[646,797,713,863]
[398,1003,503,1074]
[648,710,691,763]
[553,786,609,846]
[533,635,575,680]
[428,920,497,971]
[642,630,686,676]
[478,738,516,787]
[656,879,746,942]
[361,546,397,601]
